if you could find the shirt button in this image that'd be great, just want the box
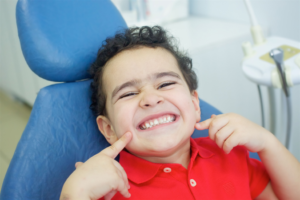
[190,179,197,187]
[163,167,171,173]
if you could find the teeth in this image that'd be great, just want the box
[146,123,150,128]
[163,117,167,123]
[140,115,176,130]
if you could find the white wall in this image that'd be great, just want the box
[190,0,300,41]
[189,0,300,160]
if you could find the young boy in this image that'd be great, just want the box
[60,26,300,200]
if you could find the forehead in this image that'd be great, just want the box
[102,47,183,95]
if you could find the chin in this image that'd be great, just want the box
[127,141,176,156]
[150,138,187,154]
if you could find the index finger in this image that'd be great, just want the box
[101,132,132,158]
[195,118,212,130]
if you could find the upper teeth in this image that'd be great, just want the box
[140,115,176,130]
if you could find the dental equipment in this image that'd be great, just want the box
[241,0,300,149]
[269,48,292,148]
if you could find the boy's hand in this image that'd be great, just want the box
[195,113,273,154]
[60,132,132,200]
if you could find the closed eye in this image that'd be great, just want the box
[158,82,176,89]
[119,92,137,99]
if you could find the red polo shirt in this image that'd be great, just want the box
[109,137,269,200]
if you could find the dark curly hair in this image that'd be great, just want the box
[89,26,198,117]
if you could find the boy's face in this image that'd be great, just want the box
[97,47,200,158]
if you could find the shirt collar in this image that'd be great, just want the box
[119,137,214,184]
[119,150,162,184]
[191,137,215,159]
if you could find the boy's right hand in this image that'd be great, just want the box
[60,132,132,200]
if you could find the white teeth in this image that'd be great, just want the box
[140,115,176,130]
[146,123,150,128]
[163,117,167,122]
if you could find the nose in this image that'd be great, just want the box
[139,90,164,108]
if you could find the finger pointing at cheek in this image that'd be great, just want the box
[195,118,212,130]
[101,131,132,159]
[194,114,218,130]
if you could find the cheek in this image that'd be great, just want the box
[112,102,136,136]
[176,91,198,122]
[175,90,195,110]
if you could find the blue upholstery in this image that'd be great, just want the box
[0,0,258,199]
[0,80,105,200]
[16,0,127,82]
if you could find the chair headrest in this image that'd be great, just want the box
[16,0,127,82]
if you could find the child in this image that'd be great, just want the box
[60,26,300,200]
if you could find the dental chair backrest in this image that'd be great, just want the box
[0,0,223,199]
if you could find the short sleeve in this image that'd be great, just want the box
[247,152,270,199]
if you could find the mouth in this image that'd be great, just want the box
[138,114,177,130]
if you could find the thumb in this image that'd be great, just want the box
[195,118,212,130]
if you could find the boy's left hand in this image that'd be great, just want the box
[195,113,272,154]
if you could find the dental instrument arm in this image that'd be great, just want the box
[256,85,265,128]
[243,0,265,45]
[244,0,258,26]
[269,49,289,97]
[269,48,292,149]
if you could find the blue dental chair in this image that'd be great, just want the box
[0,0,257,199]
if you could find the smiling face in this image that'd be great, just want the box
[97,47,200,163]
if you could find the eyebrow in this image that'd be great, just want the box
[111,71,181,99]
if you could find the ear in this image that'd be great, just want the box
[96,116,118,145]
[191,90,201,122]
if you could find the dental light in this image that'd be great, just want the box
[241,0,300,149]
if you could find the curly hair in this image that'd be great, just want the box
[89,26,198,117]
